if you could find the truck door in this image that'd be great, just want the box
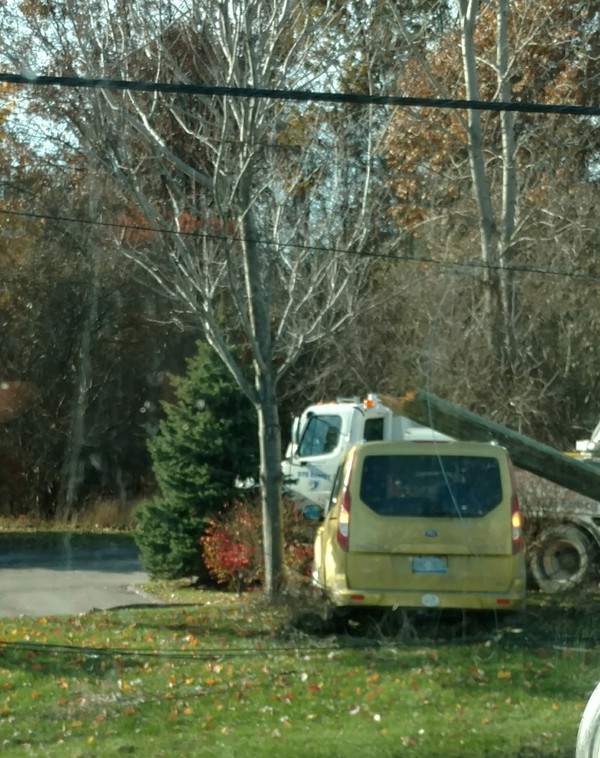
[286,413,343,509]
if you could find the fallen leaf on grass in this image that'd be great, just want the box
[497,671,512,680]
[468,667,485,680]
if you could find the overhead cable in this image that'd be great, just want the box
[1,72,599,117]
[1,206,598,283]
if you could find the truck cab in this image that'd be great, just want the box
[282,394,452,511]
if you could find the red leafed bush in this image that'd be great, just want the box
[201,497,314,591]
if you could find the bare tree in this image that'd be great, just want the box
[2,0,398,597]
[385,0,599,384]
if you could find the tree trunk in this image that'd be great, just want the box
[497,0,518,366]
[57,257,99,521]
[459,0,499,340]
[256,372,285,600]
[459,0,516,370]
[238,180,285,599]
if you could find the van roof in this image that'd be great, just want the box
[352,440,508,458]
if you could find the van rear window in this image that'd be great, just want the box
[359,454,503,518]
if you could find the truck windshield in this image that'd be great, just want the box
[298,415,342,457]
[359,454,503,517]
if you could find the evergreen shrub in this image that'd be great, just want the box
[134,343,259,580]
[134,499,207,579]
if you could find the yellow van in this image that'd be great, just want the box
[310,440,526,612]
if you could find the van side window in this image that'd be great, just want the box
[326,466,343,515]
[298,415,342,457]
[359,455,503,517]
[363,417,385,442]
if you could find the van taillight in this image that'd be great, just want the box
[511,497,522,554]
[337,489,351,552]
[508,462,522,554]
[336,449,356,552]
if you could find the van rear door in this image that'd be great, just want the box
[346,444,517,593]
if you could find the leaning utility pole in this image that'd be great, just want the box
[382,389,600,501]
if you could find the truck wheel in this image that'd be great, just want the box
[577,682,600,758]
[530,525,596,593]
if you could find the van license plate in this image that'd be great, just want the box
[412,556,447,574]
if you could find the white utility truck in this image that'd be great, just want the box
[282,394,452,511]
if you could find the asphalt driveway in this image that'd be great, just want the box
[0,532,159,617]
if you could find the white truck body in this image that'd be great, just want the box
[282,394,452,510]
[575,421,600,457]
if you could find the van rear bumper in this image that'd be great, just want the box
[327,580,526,611]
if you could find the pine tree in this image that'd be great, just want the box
[135,342,259,579]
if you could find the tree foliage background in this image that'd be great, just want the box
[0,0,597,539]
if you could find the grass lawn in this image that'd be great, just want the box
[1,585,598,757]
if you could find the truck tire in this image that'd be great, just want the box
[530,525,596,593]
[577,682,600,758]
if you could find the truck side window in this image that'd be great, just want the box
[298,415,342,457]
[364,417,385,442]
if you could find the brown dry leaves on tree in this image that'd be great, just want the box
[384,0,599,234]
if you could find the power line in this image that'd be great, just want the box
[2,72,599,117]
[2,628,594,660]
[0,635,423,660]
[1,206,598,283]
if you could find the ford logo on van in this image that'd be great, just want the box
[424,529,439,537]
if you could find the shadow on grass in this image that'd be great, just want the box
[287,587,600,646]
[2,588,599,701]
[0,644,149,681]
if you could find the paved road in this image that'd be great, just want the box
[0,532,160,618]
